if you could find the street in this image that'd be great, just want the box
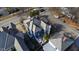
[0,12,27,28]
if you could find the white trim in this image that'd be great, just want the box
[32,24,36,32]
[29,20,33,34]
[41,21,46,31]
[4,33,8,50]
[75,34,79,40]
[14,38,23,51]
[49,41,56,49]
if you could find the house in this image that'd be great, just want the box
[23,15,51,44]
[1,23,29,51]
[0,30,30,51]
[49,31,75,51]
[0,31,15,51]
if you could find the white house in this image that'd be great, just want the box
[23,15,51,45]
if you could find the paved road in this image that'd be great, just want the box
[0,13,27,28]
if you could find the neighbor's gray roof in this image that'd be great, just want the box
[0,31,15,51]
[50,31,74,51]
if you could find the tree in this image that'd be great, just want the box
[29,10,39,17]
[43,34,50,42]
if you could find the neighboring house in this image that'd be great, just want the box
[0,31,29,51]
[50,31,75,51]
[1,23,29,51]
[0,31,15,51]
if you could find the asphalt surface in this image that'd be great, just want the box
[0,13,27,28]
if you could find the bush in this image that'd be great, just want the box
[29,10,39,17]
[43,34,50,42]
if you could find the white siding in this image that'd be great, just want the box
[14,38,23,51]
[29,21,33,34]
[41,21,46,31]
[32,24,36,32]
[23,19,30,31]
[43,41,59,51]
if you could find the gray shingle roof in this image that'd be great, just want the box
[0,31,15,51]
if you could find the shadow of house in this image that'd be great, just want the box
[2,26,9,33]
[53,23,64,32]
[24,33,43,51]
[49,24,63,37]
[14,32,29,51]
